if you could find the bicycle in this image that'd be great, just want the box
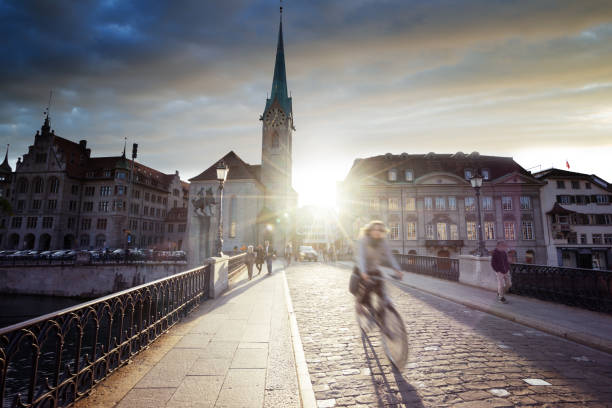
[355,273,408,369]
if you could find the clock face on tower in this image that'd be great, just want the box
[264,108,286,128]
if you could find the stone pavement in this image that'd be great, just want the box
[285,262,612,408]
[338,260,612,355]
[78,262,300,408]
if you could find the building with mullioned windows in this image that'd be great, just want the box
[338,152,548,263]
[2,115,189,251]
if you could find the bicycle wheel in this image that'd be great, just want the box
[381,304,408,369]
[355,301,375,334]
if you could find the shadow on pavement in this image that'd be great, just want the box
[361,332,425,408]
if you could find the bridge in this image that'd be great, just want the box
[1,255,612,407]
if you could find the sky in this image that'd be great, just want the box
[2,0,612,207]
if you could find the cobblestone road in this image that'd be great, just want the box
[285,263,612,408]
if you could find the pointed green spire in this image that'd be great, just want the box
[264,6,292,117]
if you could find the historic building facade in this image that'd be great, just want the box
[533,168,612,270]
[188,7,297,262]
[3,116,189,251]
[338,152,547,263]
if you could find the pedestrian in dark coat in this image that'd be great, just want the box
[255,245,264,275]
[491,241,512,303]
[264,240,276,275]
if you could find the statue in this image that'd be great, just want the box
[192,187,216,260]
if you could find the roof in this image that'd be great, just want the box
[263,13,292,117]
[546,202,576,215]
[0,145,11,174]
[343,152,532,184]
[533,168,612,192]
[189,151,261,182]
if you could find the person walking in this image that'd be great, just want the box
[285,242,293,267]
[491,241,512,303]
[264,240,276,275]
[245,245,256,280]
[255,245,264,275]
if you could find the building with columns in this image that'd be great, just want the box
[338,152,547,263]
[188,7,297,261]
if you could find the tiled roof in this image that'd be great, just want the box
[189,151,261,182]
[344,152,531,183]
[534,168,612,192]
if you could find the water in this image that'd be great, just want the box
[0,294,86,329]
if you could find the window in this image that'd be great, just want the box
[369,198,379,211]
[174,200,178,208]
[116,185,126,195]
[580,233,587,244]
[144,206,149,216]
[521,221,534,240]
[592,234,603,244]
[436,223,447,240]
[98,201,109,212]
[114,200,125,211]
[162,197,167,205]
[47,200,57,210]
[505,221,517,240]
[17,178,28,194]
[134,190,140,199]
[482,197,493,211]
[83,202,93,212]
[520,196,532,210]
[450,224,459,240]
[156,208,161,217]
[49,178,60,193]
[435,197,446,210]
[405,170,414,181]
[464,197,475,212]
[32,200,42,210]
[103,170,111,178]
[86,171,94,178]
[178,224,186,233]
[424,197,433,210]
[151,194,156,202]
[425,224,435,240]
[67,217,75,229]
[571,181,580,189]
[145,192,150,201]
[168,224,174,233]
[388,198,400,211]
[69,201,78,211]
[502,196,513,211]
[464,169,473,180]
[33,178,44,193]
[71,185,79,195]
[84,186,95,196]
[405,222,417,240]
[481,169,490,180]
[448,197,457,210]
[173,189,180,197]
[81,219,91,230]
[388,169,397,182]
[604,234,612,244]
[585,182,591,189]
[466,222,477,240]
[100,186,111,196]
[556,180,565,189]
[27,217,37,229]
[95,235,106,247]
[116,171,126,180]
[484,222,495,240]
[595,195,610,204]
[131,204,139,214]
[17,200,25,211]
[11,217,22,228]
[97,219,107,230]
[405,197,416,211]
[389,223,400,240]
[42,217,53,229]
[558,195,571,205]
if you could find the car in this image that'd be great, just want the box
[39,250,54,259]
[8,250,30,259]
[51,250,70,259]
[298,246,318,262]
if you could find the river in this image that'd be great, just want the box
[0,294,87,329]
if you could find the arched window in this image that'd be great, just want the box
[228,196,237,238]
[95,234,106,248]
[48,177,60,194]
[33,177,44,194]
[80,234,90,248]
[17,178,28,194]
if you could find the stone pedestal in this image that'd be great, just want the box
[209,255,229,299]
[458,255,497,291]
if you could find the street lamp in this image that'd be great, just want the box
[470,173,487,257]
[215,160,229,257]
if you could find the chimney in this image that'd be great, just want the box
[79,140,87,150]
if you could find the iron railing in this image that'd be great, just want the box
[227,253,246,278]
[510,263,612,313]
[0,264,211,408]
[395,254,460,281]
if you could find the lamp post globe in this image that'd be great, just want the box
[215,161,229,257]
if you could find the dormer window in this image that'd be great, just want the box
[405,169,414,182]
[464,169,473,180]
[388,169,397,182]
[481,169,490,180]
[103,170,112,178]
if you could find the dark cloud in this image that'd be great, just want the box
[1,0,612,200]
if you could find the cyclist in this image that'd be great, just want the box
[355,220,403,326]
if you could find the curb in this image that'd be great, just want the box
[281,270,317,408]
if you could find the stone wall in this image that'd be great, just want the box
[0,263,187,298]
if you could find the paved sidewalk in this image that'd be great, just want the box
[79,262,300,408]
[339,261,612,354]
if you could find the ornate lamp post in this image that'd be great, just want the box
[215,160,229,257]
[470,173,487,257]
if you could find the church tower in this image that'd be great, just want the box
[261,5,294,217]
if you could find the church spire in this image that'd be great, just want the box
[264,2,292,117]
[0,144,11,173]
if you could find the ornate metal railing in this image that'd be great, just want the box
[227,253,246,280]
[510,263,612,313]
[0,264,211,408]
[395,254,459,281]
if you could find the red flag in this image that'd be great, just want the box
[566,160,570,169]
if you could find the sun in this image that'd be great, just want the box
[294,163,345,209]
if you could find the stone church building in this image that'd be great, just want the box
[188,8,297,263]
